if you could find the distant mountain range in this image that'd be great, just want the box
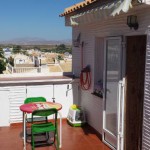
[0,37,72,45]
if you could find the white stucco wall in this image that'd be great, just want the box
[71,5,150,134]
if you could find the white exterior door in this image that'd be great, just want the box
[103,37,125,150]
[0,89,10,126]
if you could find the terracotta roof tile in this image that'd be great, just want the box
[60,0,98,17]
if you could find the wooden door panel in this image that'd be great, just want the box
[125,35,146,150]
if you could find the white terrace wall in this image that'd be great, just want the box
[71,5,150,134]
[0,82,79,126]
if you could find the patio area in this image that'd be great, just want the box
[0,120,110,150]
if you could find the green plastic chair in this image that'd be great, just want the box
[24,97,46,104]
[24,97,47,142]
[31,108,59,150]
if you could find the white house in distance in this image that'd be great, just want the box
[60,0,150,149]
[3,48,12,59]
[64,52,72,59]
[13,54,33,66]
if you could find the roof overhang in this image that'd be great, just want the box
[60,0,150,17]
[70,0,132,26]
[60,0,98,17]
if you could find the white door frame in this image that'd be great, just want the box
[103,36,125,150]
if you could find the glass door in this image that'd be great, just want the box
[103,37,123,149]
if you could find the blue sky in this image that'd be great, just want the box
[0,0,81,41]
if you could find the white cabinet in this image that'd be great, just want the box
[27,84,77,118]
[27,85,53,102]
[0,86,26,126]
[0,88,10,126]
[55,84,72,118]
[9,86,26,124]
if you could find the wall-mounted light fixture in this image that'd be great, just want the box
[127,15,139,30]
[137,0,143,3]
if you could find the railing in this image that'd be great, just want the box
[13,67,41,73]
[6,63,41,74]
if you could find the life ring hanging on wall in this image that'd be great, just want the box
[79,41,91,90]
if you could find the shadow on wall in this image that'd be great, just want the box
[66,81,81,106]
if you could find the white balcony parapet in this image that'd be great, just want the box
[13,67,41,73]
[6,63,41,74]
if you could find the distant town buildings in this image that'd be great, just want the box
[3,47,72,74]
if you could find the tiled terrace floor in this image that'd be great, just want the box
[0,121,110,150]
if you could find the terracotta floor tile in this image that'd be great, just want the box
[0,121,111,150]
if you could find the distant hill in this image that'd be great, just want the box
[0,37,72,45]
